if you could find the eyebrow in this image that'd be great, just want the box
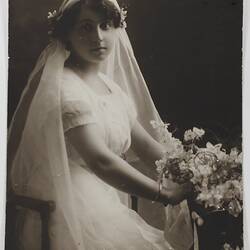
[79,18,94,23]
[79,18,108,24]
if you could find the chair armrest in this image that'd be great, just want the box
[131,195,138,212]
[6,194,56,250]
[7,194,55,213]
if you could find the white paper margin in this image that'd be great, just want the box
[0,0,249,248]
[0,0,8,248]
[243,0,250,248]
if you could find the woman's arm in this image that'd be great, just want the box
[130,120,166,168]
[65,124,190,205]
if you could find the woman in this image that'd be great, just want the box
[8,0,193,249]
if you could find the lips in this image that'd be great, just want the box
[91,47,107,52]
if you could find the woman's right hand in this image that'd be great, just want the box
[159,179,194,205]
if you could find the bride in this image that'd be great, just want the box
[8,0,194,249]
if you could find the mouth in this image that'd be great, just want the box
[91,47,107,52]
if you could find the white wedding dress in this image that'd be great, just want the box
[19,68,174,250]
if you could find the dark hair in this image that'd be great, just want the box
[49,0,125,43]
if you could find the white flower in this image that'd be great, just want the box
[228,199,242,217]
[198,165,212,177]
[184,127,205,142]
[193,127,205,138]
[205,142,228,161]
[150,120,183,155]
[236,152,243,164]
[155,159,166,173]
[223,243,234,250]
[230,147,239,159]
[184,129,195,141]
[48,10,57,19]
[120,8,128,28]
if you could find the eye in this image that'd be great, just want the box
[100,21,113,31]
[79,22,93,33]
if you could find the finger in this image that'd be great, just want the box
[196,217,204,226]
[191,212,204,226]
[191,211,199,220]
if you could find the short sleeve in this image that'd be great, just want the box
[61,69,97,133]
[61,100,97,133]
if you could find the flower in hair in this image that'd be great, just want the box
[47,9,64,36]
[120,7,128,28]
[47,10,57,20]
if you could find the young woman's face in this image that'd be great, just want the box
[67,5,118,63]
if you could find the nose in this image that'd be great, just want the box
[92,26,104,43]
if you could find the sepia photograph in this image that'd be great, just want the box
[5,0,243,249]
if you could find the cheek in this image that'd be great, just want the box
[71,37,89,54]
[69,31,86,47]
[106,33,117,50]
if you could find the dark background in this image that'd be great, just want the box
[126,0,242,149]
[9,0,242,148]
[8,0,243,229]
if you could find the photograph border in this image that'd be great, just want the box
[0,0,8,249]
[0,0,249,248]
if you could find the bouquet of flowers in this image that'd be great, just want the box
[152,120,243,249]
[151,121,243,217]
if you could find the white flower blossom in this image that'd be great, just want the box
[48,10,57,19]
[184,129,195,141]
[184,127,205,142]
[193,127,205,138]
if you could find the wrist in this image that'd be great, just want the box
[153,181,170,205]
[153,181,162,202]
[158,186,170,205]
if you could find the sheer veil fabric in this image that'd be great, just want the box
[8,0,194,249]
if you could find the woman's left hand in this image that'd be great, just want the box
[191,211,204,226]
[162,178,194,205]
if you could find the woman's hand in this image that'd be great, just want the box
[159,178,194,205]
[191,211,204,226]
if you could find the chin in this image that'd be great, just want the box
[93,55,108,62]
[87,53,110,64]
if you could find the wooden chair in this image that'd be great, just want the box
[5,195,55,250]
[130,195,138,212]
[5,194,138,250]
